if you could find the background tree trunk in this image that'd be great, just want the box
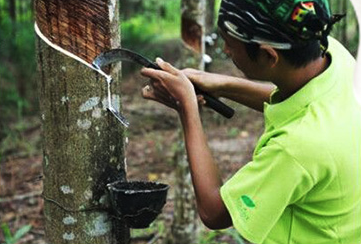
[35,0,129,243]
[205,0,215,35]
[120,0,142,20]
[329,0,359,56]
[8,0,16,48]
[179,0,206,70]
[168,1,206,243]
[168,137,199,244]
[0,0,3,23]
[9,0,15,24]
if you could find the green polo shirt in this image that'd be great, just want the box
[220,37,361,244]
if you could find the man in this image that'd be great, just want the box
[141,0,361,243]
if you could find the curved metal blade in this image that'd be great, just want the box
[92,48,160,70]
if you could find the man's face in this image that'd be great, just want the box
[219,30,265,80]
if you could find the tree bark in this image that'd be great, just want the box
[35,0,129,243]
[120,0,142,20]
[180,0,206,70]
[205,0,215,34]
[167,138,199,244]
[168,1,206,243]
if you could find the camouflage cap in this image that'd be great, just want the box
[218,0,345,51]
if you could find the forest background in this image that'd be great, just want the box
[0,0,359,243]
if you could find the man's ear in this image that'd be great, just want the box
[259,45,279,68]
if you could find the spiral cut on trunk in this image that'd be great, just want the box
[35,0,119,63]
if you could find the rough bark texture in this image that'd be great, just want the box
[167,139,199,244]
[168,1,206,243]
[35,0,119,64]
[35,0,129,243]
[180,0,206,70]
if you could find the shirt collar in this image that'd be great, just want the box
[263,51,337,129]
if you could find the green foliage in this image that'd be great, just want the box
[130,220,165,241]
[121,0,180,52]
[0,7,37,123]
[0,223,32,244]
[227,127,240,138]
[199,228,246,244]
[224,228,247,244]
[215,0,222,15]
[0,121,37,159]
[199,230,222,244]
[0,2,37,149]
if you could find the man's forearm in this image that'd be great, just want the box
[217,76,275,112]
[179,102,233,229]
[183,69,275,112]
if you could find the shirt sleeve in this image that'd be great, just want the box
[220,140,314,244]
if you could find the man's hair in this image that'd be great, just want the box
[244,41,322,68]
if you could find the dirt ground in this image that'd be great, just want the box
[0,55,265,243]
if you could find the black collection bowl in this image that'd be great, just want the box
[107,180,170,228]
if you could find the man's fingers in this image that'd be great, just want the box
[156,57,179,76]
[141,67,175,83]
[142,85,155,99]
[197,95,206,105]
[141,58,183,85]
[140,67,161,79]
[142,85,178,110]
[142,84,167,101]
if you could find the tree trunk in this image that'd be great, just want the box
[339,0,348,45]
[167,136,199,244]
[120,0,142,20]
[35,0,129,243]
[9,0,15,22]
[180,0,206,70]
[31,0,34,15]
[19,0,23,22]
[205,0,215,34]
[168,1,206,243]
[330,0,348,46]
[9,0,16,43]
[0,0,3,23]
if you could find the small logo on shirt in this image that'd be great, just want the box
[240,195,256,208]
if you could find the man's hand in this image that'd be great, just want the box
[182,68,226,98]
[141,58,199,114]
